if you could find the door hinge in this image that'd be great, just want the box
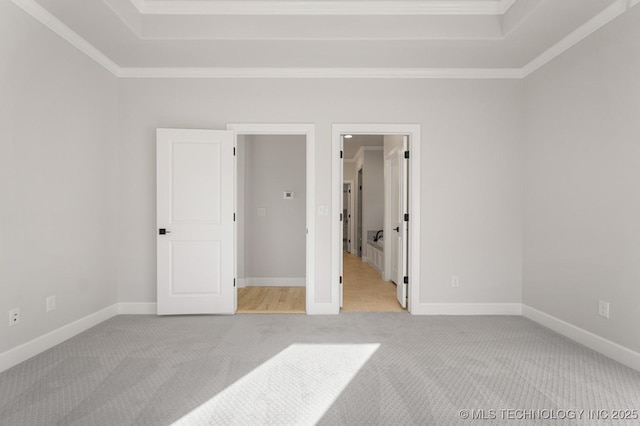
[340,276,343,284]
[340,213,343,222]
[404,213,409,222]
[340,150,343,159]
[234,278,236,288]
[404,151,410,159]
[233,147,236,156]
[404,276,409,284]
[234,213,236,221]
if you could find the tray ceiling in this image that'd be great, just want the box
[11,0,640,77]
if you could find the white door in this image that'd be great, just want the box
[390,138,409,308]
[339,139,344,308]
[157,128,236,315]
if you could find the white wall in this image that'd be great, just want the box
[0,2,119,354]
[117,78,524,306]
[243,135,306,280]
[523,5,640,353]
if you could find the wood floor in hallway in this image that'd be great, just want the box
[342,251,405,312]
[237,286,305,314]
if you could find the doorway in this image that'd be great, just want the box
[228,124,316,314]
[332,124,421,314]
[235,134,306,313]
[340,134,405,312]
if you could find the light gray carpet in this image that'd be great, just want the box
[1,314,639,425]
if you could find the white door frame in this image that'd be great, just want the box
[227,123,315,314]
[332,124,421,314]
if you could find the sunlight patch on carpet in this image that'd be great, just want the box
[172,343,380,425]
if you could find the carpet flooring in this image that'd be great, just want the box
[1,314,639,425]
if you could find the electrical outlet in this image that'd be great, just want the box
[46,296,56,312]
[9,308,20,326]
[598,300,610,319]
[451,275,460,288]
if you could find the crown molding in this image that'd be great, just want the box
[521,0,633,77]
[10,0,120,76]
[11,0,638,80]
[117,67,523,79]
[132,0,517,16]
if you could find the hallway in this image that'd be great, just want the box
[342,252,405,312]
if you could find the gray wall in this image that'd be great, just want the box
[117,78,524,306]
[243,135,306,279]
[523,6,640,353]
[0,1,119,354]
[362,150,384,239]
[343,161,355,183]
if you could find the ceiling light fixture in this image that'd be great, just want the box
[344,134,353,139]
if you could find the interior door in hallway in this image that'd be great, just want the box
[156,128,236,315]
[387,137,408,308]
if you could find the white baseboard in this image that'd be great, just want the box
[0,304,119,373]
[237,278,247,288]
[522,305,640,372]
[410,303,522,315]
[4,300,636,376]
[118,303,157,315]
[245,277,306,287]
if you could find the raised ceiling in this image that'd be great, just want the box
[12,0,640,77]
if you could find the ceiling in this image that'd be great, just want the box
[13,0,640,77]
[343,135,383,160]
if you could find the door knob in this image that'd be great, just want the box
[159,228,171,235]
[393,227,400,232]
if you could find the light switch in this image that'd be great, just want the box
[257,208,266,217]
[318,205,329,215]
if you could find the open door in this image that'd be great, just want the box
[156,128,236,315]
[339,137,344,308]
[390,137,409,308]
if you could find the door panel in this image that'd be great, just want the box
[395,138,408,308]
[171,241,221,295]
[339,139,344,308]
[157,128,235,315]
[171,142,222,223]
[390,154,400,283]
